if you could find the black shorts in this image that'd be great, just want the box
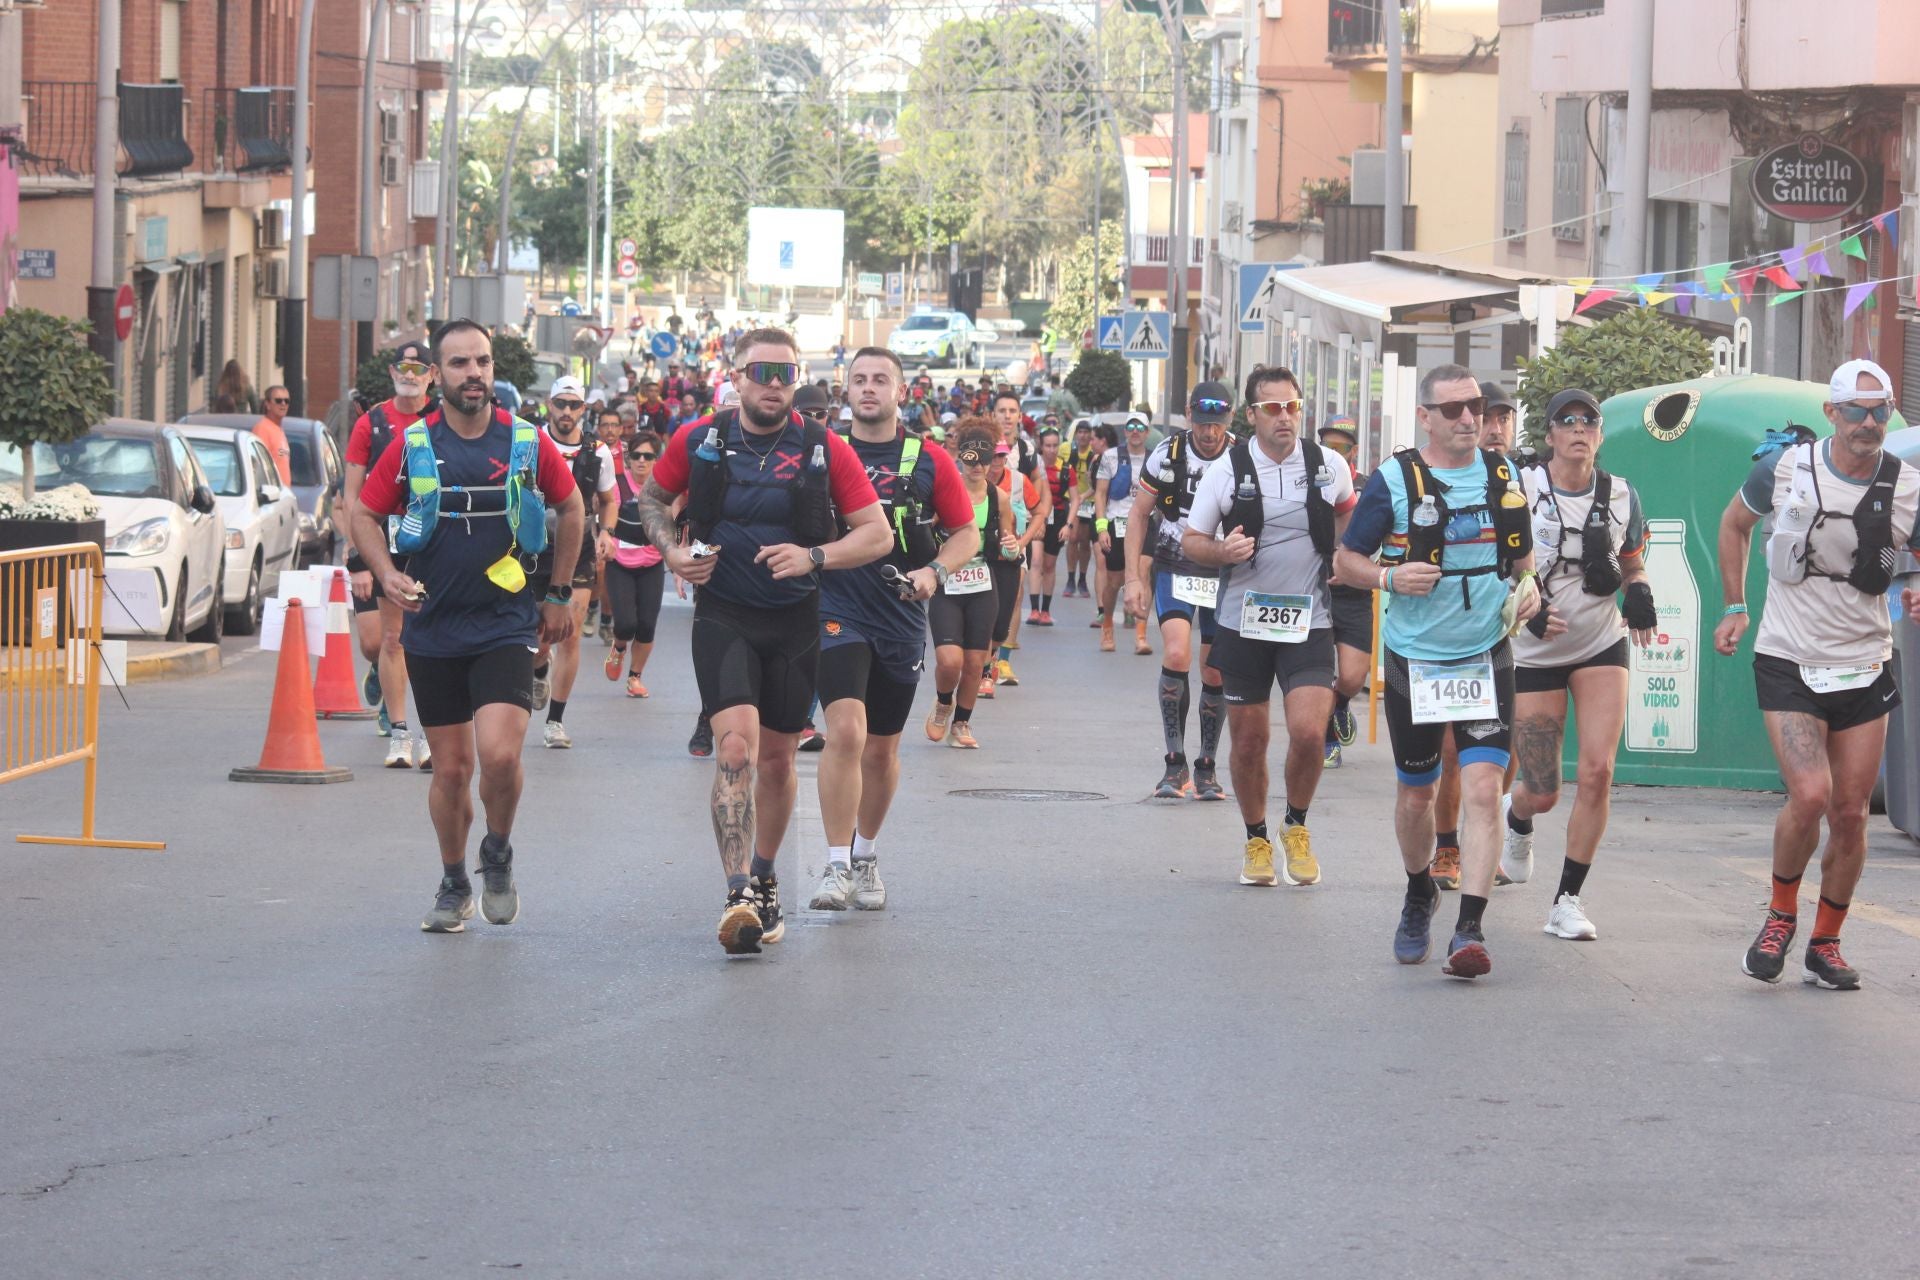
[1330,584,1374,654]
[1382,642,1516,786]
[1753,652,1899,733]
[1103,531,1128,574]
[1516,637,1630,694]
[817,637,923,738]
[350,554,410,615]
[1043,509,1068,556]
[1212,626,1336,706]
[405,645,535,728]
[990,558,1022,645]
[929,585,996,651]
[690,592,820,734]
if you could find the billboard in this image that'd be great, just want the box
[745,207,845,289]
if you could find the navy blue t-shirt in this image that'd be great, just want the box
[819,433,973,653]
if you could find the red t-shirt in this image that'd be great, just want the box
[358,412,577,517]
[345,400,428,467]
[651,416,877,516]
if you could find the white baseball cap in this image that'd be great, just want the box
[1830,358,1892,403]
[549,376,586,401]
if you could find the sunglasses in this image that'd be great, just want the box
[742,361,800,387]
[1552,413,1602,429]
[630,451,658,462]
[266,396,290,405]
[391,361,430,377]
[1422,397,1487,421]
[551,398,586,412]
[1191,397,1231,415]
[1838,402,1893,425]
[1250,398,1304,416]
[799,409,828,421]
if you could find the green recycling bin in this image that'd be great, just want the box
[1572,374,1907,790]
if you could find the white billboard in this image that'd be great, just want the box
[745,207,846,289]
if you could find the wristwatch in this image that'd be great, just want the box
[932,562,951,589]
[544,583,574,603]
[808,546,827,572]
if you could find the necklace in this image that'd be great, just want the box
[740,425,783,471]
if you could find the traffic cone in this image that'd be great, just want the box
[230,599,353,784]
[313,567,374,720]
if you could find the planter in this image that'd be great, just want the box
[0,517,107,644]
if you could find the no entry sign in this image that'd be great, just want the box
[114,284,135,341]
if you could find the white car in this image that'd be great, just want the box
[181,424,300,635]
[887,310,977,369]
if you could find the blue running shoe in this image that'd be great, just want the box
[376,701,392,737]
[1442,929,1491,979]
[1395,892,1436,964]
[362,664,381,708]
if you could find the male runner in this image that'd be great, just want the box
[1185,369,1356,885]
[1126,380,1236,800]
[351,320,585,932]
[531,377,619,747]
[1318,416,1371,769]
[1334,364,1541,978]
[990,390,1050,668]
[1026,426,1068,624]
[633,328,890,955]
[346,340,434,768]
[1715,358,1920,989]
[1094,419,1154,654]
[809,348,978,911]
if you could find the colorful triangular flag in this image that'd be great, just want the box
[1634,272,1663,288]
[1573,288,1619,315]
[1732,266,1758,299]
[1568,278,1595,290]
[1675,295,1694,317]
[1843,281,1876,318]
[1839,234,1867,261]
[1778,246,1805,279]
[1768,289,1803,307]
[1702,264,1730,294]
[1807,249,1833,278]
[1643,290,1675,305]
[1763,265,1800,292]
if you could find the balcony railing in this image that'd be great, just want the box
[18,81,193,179]
[1328,0,1422,55]
[196,86,295,175]
[117,84,192,176]
[1133,234,1210,267]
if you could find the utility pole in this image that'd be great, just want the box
[583,0,597,317]
[86,0,120,377]
[285,0,320,415]
[357,0,389,368]
[1163,0,1190,422]
[1619,0,1656,274]
[1383,0,1404,252]
[600,51,613,328]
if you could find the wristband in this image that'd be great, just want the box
[543,593,571,606]
[1384,567,1395,594]
[1722,603,1747,617]
[1095,518,1109,533]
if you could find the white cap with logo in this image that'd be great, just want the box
[1829,358,1892,403]
[549,375,587,401]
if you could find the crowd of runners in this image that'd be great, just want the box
[343,319,1919,991]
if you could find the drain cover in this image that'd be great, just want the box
[950,788,1106,802]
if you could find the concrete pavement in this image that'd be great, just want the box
[7,588,1920,1277]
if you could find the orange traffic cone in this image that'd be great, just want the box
[230,599,353,784]
[313,566,374,720]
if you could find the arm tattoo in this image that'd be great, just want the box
[1513,714,1564,796]
[637,476,681,555]
[710,743,755,878]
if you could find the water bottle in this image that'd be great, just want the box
[1235,476,1257,503]
[1413,495,1439,527]
[810,443,827,473]
[696,426,723,463]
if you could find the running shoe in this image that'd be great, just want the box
[751,875,785,944]
[809,862,852,911]
[1026,608,1043,625]
[718,887,763,955]
[852,859,886,911]
[688,716,714,757]
[925,702,952,742]
[1394,891,1436,964]
[598,618,613,645]
[1240,836,1277,886]
[1431,843,1462,891]
[1281,825,1321,886]
[1333,705,1358,747]
[948,720,979,749]
[543,719,572,749]
[996,658,1018,686]
[385,732,415,769]
[1100,620,1115,652]
[1153,753,1191,799]
[1034,611,1054,627]
[977,675,996,699]
[1442,929,1491,979]
[1134,622,1152,655]
[362,664,381,708]
[531,667,550,711]
[1190,758,1225,801]
[1802,937,1861,990]
[626,676,648,699]
[798,725,826,752]
[1544,893,1597,941]
[1497,793,1533,885]
[413,736,432,772]
[1323,740,1342,769]
[1741,909,1797,983]
[421,873,475,933]
[604,646,626,681]
[1090,611,1105,629]
[376,701,391,737]
[477,832,519,925]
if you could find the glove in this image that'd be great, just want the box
[1502,573,1541,638]
[1622,580,1657,630]
[1526,604,1552,638]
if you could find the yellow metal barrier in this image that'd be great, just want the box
[2,541,165,850]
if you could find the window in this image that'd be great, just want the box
[188,440,246,497]
[1541,0,1605,15]
[251,442,279,500]
[1552,98,1587,242]
[159,1,183,83]
[1648,201,1699,280]
[1504,127,1528,241]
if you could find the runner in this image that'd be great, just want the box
[1318,416,1372,770]
[1063,420,1098,598]
[1126,381,1237,800]
[988,440,1041,690]
[1094,419,1153,654]
[1715,359,1920,989]
[345,340,434,769]
[529,378,619,748]
[1333,363,1541,978]
[809,347,978,911]
[990,391,1050,666]
[602,432,667,697]
[1507,388,1654,941]
[1184,369,1356,885]
[630,327,890,955]
[926,421,1015,748]
[1026,426,1068,625]
[349,320,585,932]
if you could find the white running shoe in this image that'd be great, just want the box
[531,670,550,711]
[809,862,852,911]
[385,732,414,769]
[413,735,432,772]
[1497,793,1533,885]
[852,859,886,910]
[1544,892,1597,940]
[543,719,572,749]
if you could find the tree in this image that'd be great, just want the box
[0,309,115,500]
[1514,308,1714,447]
[1066,350,1133,413]
[1046,224,1125,355]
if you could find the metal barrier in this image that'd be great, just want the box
[1,542,165,850]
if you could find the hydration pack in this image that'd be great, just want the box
[683,409,836,548]
[876,434,940,568]
[1222,438,1336,580]
[391,408,547,556]
[1527,465,1624,598]
[1384,447,1531,608]
[1151,430,1227,525]
[1764,441,1902,596]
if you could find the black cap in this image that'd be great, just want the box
[1479,379,1516,412]
[1543,387,1602,423]
[793,383,833,413]
[1188,380,1234,423]
[391,339,430,365]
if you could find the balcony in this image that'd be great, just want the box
[1328,0,1421,57]
[196,87,295,175]
[1133,234,1210,268]
[17,81,193,181]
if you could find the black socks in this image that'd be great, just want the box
[1247,821,1269,841]
[1158,668,1190,757]
[1407,868,1437,902]
[1197,684,1225,760]
[1457,894,1488,936]
[549,699,567,724]
[1284,803,1308,828]
[937,689,954,705]
[1557,858,1591,900]
[1507,806,1533,836]
[750,856,776,883]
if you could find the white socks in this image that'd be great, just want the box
[852,833,878,862]
[827,844,852,868]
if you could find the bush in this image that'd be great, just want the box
[1065,350,1133,413]
[1515,307,1712,447]
[0,308,115,500]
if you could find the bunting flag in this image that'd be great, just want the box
[1642,290,1675,305]
[1873,209,1899,241]
[1843,282,1877,318]
[1779,246,1805,279]
[1634,273,1662,288]
[1840,234,1867,261]
[1732,266,1759,299]
[1568,277,1595,290]
[1763,265,1800,292]
[1701,264,1729,294]
[1674,295,1694,317]
[1768,290,1802,307]
[1730,296,1742,315]
[1807,249,1833,279]
[1573,288,1619,315]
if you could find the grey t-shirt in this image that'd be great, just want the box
[1187,442,1356,633]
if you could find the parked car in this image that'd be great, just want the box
[0,420,228,642]
[179,413,343,565]
[888,309,977,369]
[179,424,301,635]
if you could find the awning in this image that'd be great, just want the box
[1268,259,1522,341]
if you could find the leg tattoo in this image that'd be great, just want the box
[711,747,754,879]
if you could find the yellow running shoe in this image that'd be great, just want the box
[1281,824,1321,886]
[995,657,1018,686]
[1240,836,1277,886]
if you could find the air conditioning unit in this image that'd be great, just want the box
[381,108,402,145]
[1222,201,1244,234]
[1349,148,1411,207]
[257,208,287,249]
[381,146,403,187]
[1903,96,1920,196]
[256,258,286,298]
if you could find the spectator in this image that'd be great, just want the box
[254,384,294,484]
[211,359,259,415]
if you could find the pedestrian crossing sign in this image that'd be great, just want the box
[1096,315,1124,351]
[1238,262,1282,332]
[1121,310,1171,361]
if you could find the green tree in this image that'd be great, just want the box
[1514,307,1713,447]
[1066,349,1133,413]
[0,309,115,499]
[1046,223,1125,355]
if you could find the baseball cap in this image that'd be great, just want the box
[793,383,832,413]
[1543,388,1602,422]
[1189,380,1234,423]
[1479,380,1516,412]
[390,340,430,366]
[1830,358,1893,403]
[1318,415,1358,443]
[994,441,1011,456]
[939,411,958,424]
[549,376,586,401]
[927,424,947,442]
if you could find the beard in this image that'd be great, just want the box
[852,402,896,430]
[451,381,490,414]
[741,396,791,430]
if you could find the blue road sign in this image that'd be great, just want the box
[886,272,904,306]
[1120,310,1171,361]
[1096,315,1124,351]
[650,332,678,359]
[1238,263,1279,332]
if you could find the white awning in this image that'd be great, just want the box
[1268,260,1521,340]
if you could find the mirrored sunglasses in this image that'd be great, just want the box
[743,361,800,387]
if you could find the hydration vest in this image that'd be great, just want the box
[390,408,548,556]
[1383,448,1531,608]
[613,468,649,547]
[1764,441,1903,596]
[1106,450,1136,504]
[863,433,941,568]
[682,409,836,548]
[543,435,605,553]
[1525,465,1625,599]
[1152,430,1228,525]
[1223,438,1337,580]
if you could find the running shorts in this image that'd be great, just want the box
[1753,652,1899,733]
[929,587,996,652]
[1103,530,1128,574]
[1152,564,1217,642]
[817,632,923,738]
[1211,625,1335,705]
[1330,583,1374,654]
[1515,637,1629,694]
[690,591,820,734]
[350,554,410,615]
[1382,641,1516,786]
[1043,508,1068,556]
[405,644,534,728]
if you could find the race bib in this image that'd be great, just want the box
[1172,574,1218,609]
[1409,659,1498,724]
[1111,515,1129,539]
[386,514,403,555]
[1799,660,1882,695]
[1239,592,1311,643]
[946,561,992,595]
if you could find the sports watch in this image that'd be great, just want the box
[809,546,827,571]
[544,584,574,603]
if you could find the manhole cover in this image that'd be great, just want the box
[949,788,1106,802]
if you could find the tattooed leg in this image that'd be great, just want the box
[1509,692,1568,822]
[710,709,761,881]
[1765,709,1829,881]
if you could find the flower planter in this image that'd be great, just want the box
[0,517,107,645]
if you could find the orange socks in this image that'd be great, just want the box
[1814,895,1850,941]
[1769,873,1802,917]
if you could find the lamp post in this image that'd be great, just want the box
[285,0,320,414]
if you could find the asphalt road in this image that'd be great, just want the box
[8,590,1920,1277]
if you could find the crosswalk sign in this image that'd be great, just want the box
[1121,310,1171,360]
[1096,315,1124,351]
[1238,262,1282,332]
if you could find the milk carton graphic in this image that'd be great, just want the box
[1627,519,1698,753]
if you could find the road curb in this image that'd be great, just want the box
[125,642,221,683]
